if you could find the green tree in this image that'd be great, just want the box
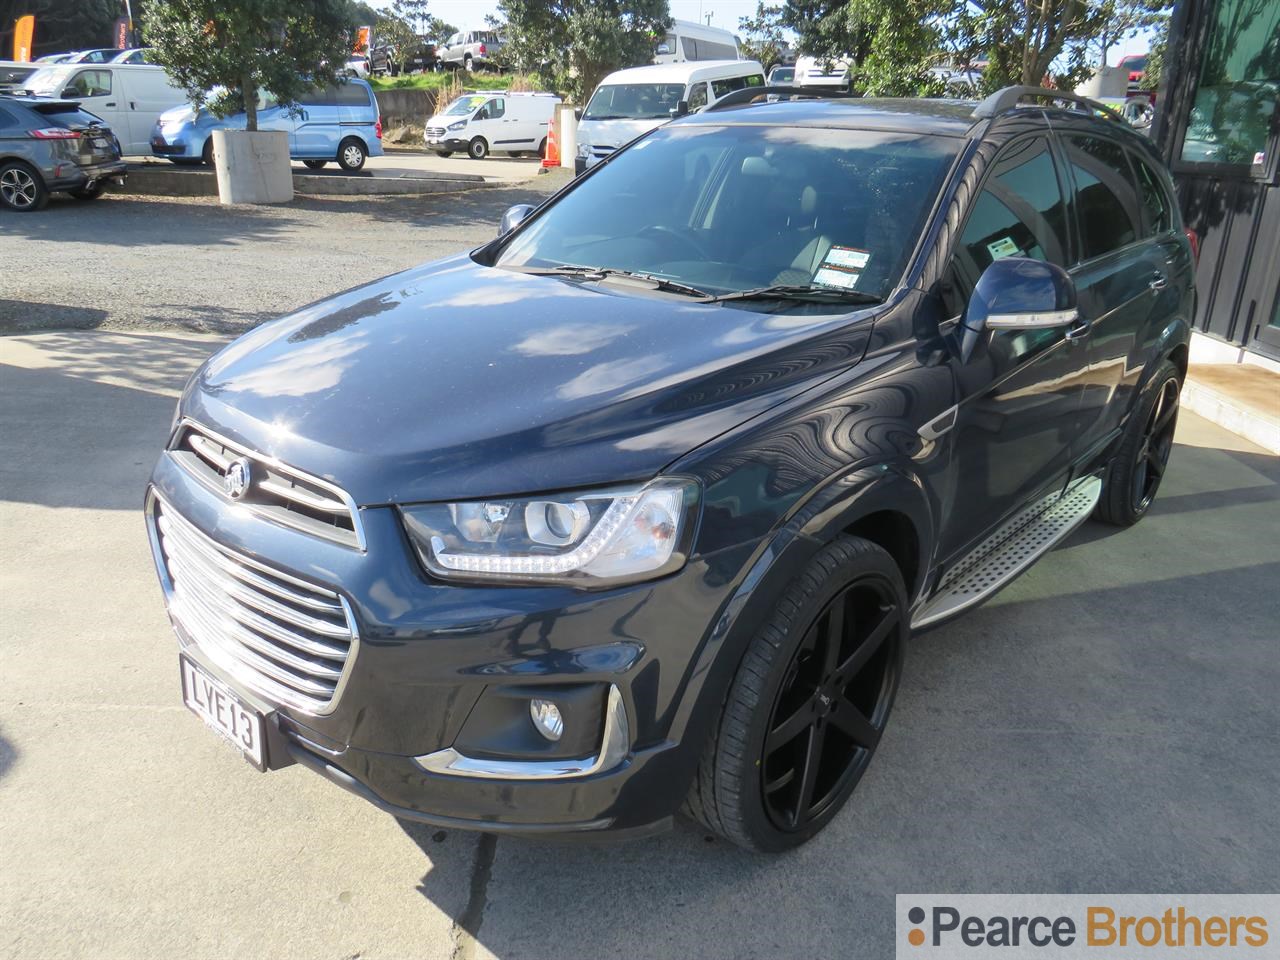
[738,2,787,72]
[950,0,1112,92]
[143,0,354,131]
[497,0,670,101]
[0,0,130,56]
[783,0,945,95]
[1085,0,1170,67]
[376,12,419,68]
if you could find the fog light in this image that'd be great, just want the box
[529,699,563,741]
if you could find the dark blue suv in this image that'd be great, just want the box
[146,86,1194,852]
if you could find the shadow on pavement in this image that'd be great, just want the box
[0,301,111,335]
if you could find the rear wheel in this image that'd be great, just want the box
[433,150,453,158]
[537,137,548,159]
[302,159,328,170]
[464,55,474,72]
[684,536,907,852]
[467,136,488,160]
[1095,359,1181,526]
[0,161,47,212]
[337,137,367,171]
[201,138,214,166]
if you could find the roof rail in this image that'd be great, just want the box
[704,84,861,113]
[972,85,1122,121]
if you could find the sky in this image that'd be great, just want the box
[367,0,1152,66]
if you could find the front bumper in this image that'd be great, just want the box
[424,135,469,152]
[147,449,758,835]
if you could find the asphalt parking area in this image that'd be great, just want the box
[1,200,1277,959]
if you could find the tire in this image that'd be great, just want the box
[537,137,548,159]
[467,137,488,160]
[684,536,907,852]
[464,55,474,72]
[337,137,367,171]
[0,160,48,212]
[201,138,214,166]
[302,159,327,170]
[433,150,453,158]
[69,181,106,200]
[1094,359,1181,526]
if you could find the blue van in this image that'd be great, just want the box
[150,79,383,171]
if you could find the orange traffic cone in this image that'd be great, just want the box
[541,113,560,169]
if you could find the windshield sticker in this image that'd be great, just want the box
[814,266,861,290]
[987,236,1020,260]
[823,245,871,270]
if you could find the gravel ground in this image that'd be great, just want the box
[0,176,563,336]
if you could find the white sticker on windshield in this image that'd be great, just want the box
[987,236,1019,259]
[823,245,871,270]
[814,266,861,290]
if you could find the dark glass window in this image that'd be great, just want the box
[1178,0,1280,166]
[1063,135,1142,260]
[1130,153,1173,235]
[0,106,15,127]
[686,82,708,111]
[954,137,1069,291]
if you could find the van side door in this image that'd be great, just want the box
[119,69,183,155]
[61,68,121,143]
[293,85,342,158]
[936,135,1088,564]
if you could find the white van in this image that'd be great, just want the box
[654,20,741,64]
[425,90,561,159]
[575,60,764,175]
[794,55,852,92]
[21,63,187,155]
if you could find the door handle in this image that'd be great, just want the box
[1149,272,1168,291]
[104,102,116,107]
[130,101,137,110]
[1064,315,1092,342]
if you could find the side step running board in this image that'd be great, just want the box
[911,475,1103,630]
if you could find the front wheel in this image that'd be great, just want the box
[302,159,327,170]
[0,161,48,212]
[1094,359,1181,526]
[433,150,453,158]
[684,536,907,852]
[467,137,488,160]
[337,138,367,172]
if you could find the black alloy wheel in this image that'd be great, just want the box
[1132,376,1179,513]
[1095,359,1181,526]
[685,536,907,851]
[761,578,901,833]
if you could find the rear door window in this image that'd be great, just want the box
[1062,134,1143,260]
[0,106,16,128]
[335,82,372,107]
[1129,153,1174,236]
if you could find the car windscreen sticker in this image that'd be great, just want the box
[814,266,861,290]
[986,236,1020,260]
[823,245,871,270]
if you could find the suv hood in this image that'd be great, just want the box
[576,117,667,149]
[185,256,875,505]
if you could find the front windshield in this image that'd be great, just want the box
[495,124,959,302]
[22,68,62,95]
[583,83,686,121]
[444,94,488,117]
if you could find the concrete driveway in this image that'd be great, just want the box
[1,331,1277,960]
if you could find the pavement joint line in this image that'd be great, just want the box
[451,833,497,960]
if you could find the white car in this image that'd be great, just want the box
[794,55,851,91]
[575,60,765,174]
[345,57,370,79]
[425,91,561,159]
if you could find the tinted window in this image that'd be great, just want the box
[583,83,685,120]
[0,106,15,127]
[1130,153,1173,235]
[686,82,708,111]
[299,83,369,107]
[955,137,1069,290]
[66,69,111,97]
[1063,135,1142,259]
[336,82,372,107]
[497,124,959,302]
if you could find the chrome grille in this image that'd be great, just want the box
[155,500,357,713]
[426,126,446,137]
[169,420,363,549]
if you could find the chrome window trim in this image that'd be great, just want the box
[169,418,367,552]
[414,685,630,781]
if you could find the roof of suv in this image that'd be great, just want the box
[682,96,980,136]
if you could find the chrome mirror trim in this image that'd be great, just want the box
[985,307,1078,329]
[414,685,630,780]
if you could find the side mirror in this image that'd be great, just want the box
[498,203,535,237]
[959,257,1078,362]
[669,99,689,119]
[574,106,582,121]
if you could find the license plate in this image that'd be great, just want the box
[426,137,440,144]
[92,137,109,148]
[180,655,266,768]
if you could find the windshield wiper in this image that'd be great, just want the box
[703,284,885,306]
[518,265,711,299]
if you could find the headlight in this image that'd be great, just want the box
[447,120,467,131]
[401,478,700,586]
[577,142,590,159]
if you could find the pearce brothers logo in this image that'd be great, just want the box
[897,895,1277,959]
